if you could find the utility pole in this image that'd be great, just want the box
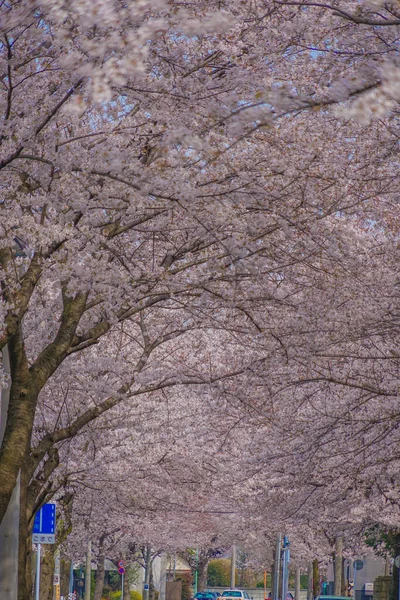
[307,563,313,600]
[85,540,91,600]
[334,537,343,596]
[159,553,167,600]
[143,546,151,600]
[231,543,236,589]
[295,568,301,600]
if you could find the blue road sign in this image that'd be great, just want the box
[33,503,56,544]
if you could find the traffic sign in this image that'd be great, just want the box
[354,559,364,571]
[118,567,125,575]
[33,503,56,544]
[394,556,400,568]
[144,584,149,590]
[118,560,125,568]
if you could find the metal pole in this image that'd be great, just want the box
[281,540,287,600]
[85,540,91,600]
[69,561,74,595]
[284,536,290,600]
[295,568,301,600]
[397,567,399,600]
[35,544,41,600]
[273,534,281,600]
[353,564,356,600]
[194,548,199,595]
[122,573,124,600]
[230,543,236,589]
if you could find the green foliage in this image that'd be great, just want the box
[207,559,231,587]
[300,574,308,590]
[364,525,398,558]
[256,574,271,588]
[109,591,143,600]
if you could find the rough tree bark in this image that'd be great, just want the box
[334,537,343,596]
[93,543,106,600]
[197,557,209,593]
[124,565,130,600]
[312,560,320,600]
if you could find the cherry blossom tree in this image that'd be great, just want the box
[2,1,400,598]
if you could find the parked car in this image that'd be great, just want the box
[318,596,349,600]
[194,593,221,600]
[221,591,251,600]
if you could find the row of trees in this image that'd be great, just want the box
[1,0,400,597]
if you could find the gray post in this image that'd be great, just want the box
[143,546,151,600]
[307,563,313,600]
[121,573,124,600]
[35,544,42,600]
[85,540,91,600]
[334,537,343,596]
[231,543,236,588]
[159,553,167,600]
[295,568,301,600]
[273,534,281,600]
[281,536,289,600]
[0,346,19,600]
[69,561,74,594]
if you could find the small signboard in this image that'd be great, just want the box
[33,503,56,544]
[144,584,149,590]
[118,567,125,575]
[118,560,125,568]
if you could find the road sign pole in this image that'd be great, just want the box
[122,572,124,600]
[353,564,356,600]
[35,544,41,600]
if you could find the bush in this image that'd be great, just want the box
[109,591,142,600]
[207,559,231,587]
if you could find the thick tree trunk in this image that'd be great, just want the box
[312,560,320,600]
[390,534,400,600]
[1,290,87,526]
[93,550,105,600]
[61,558,72,598]
[40,545,56,600]
[341,559,347,597]
[19,464,35,600]
[197,560,208,593]
[334,537,343,596]
[123,566,130,600]
[0,332,37,525]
